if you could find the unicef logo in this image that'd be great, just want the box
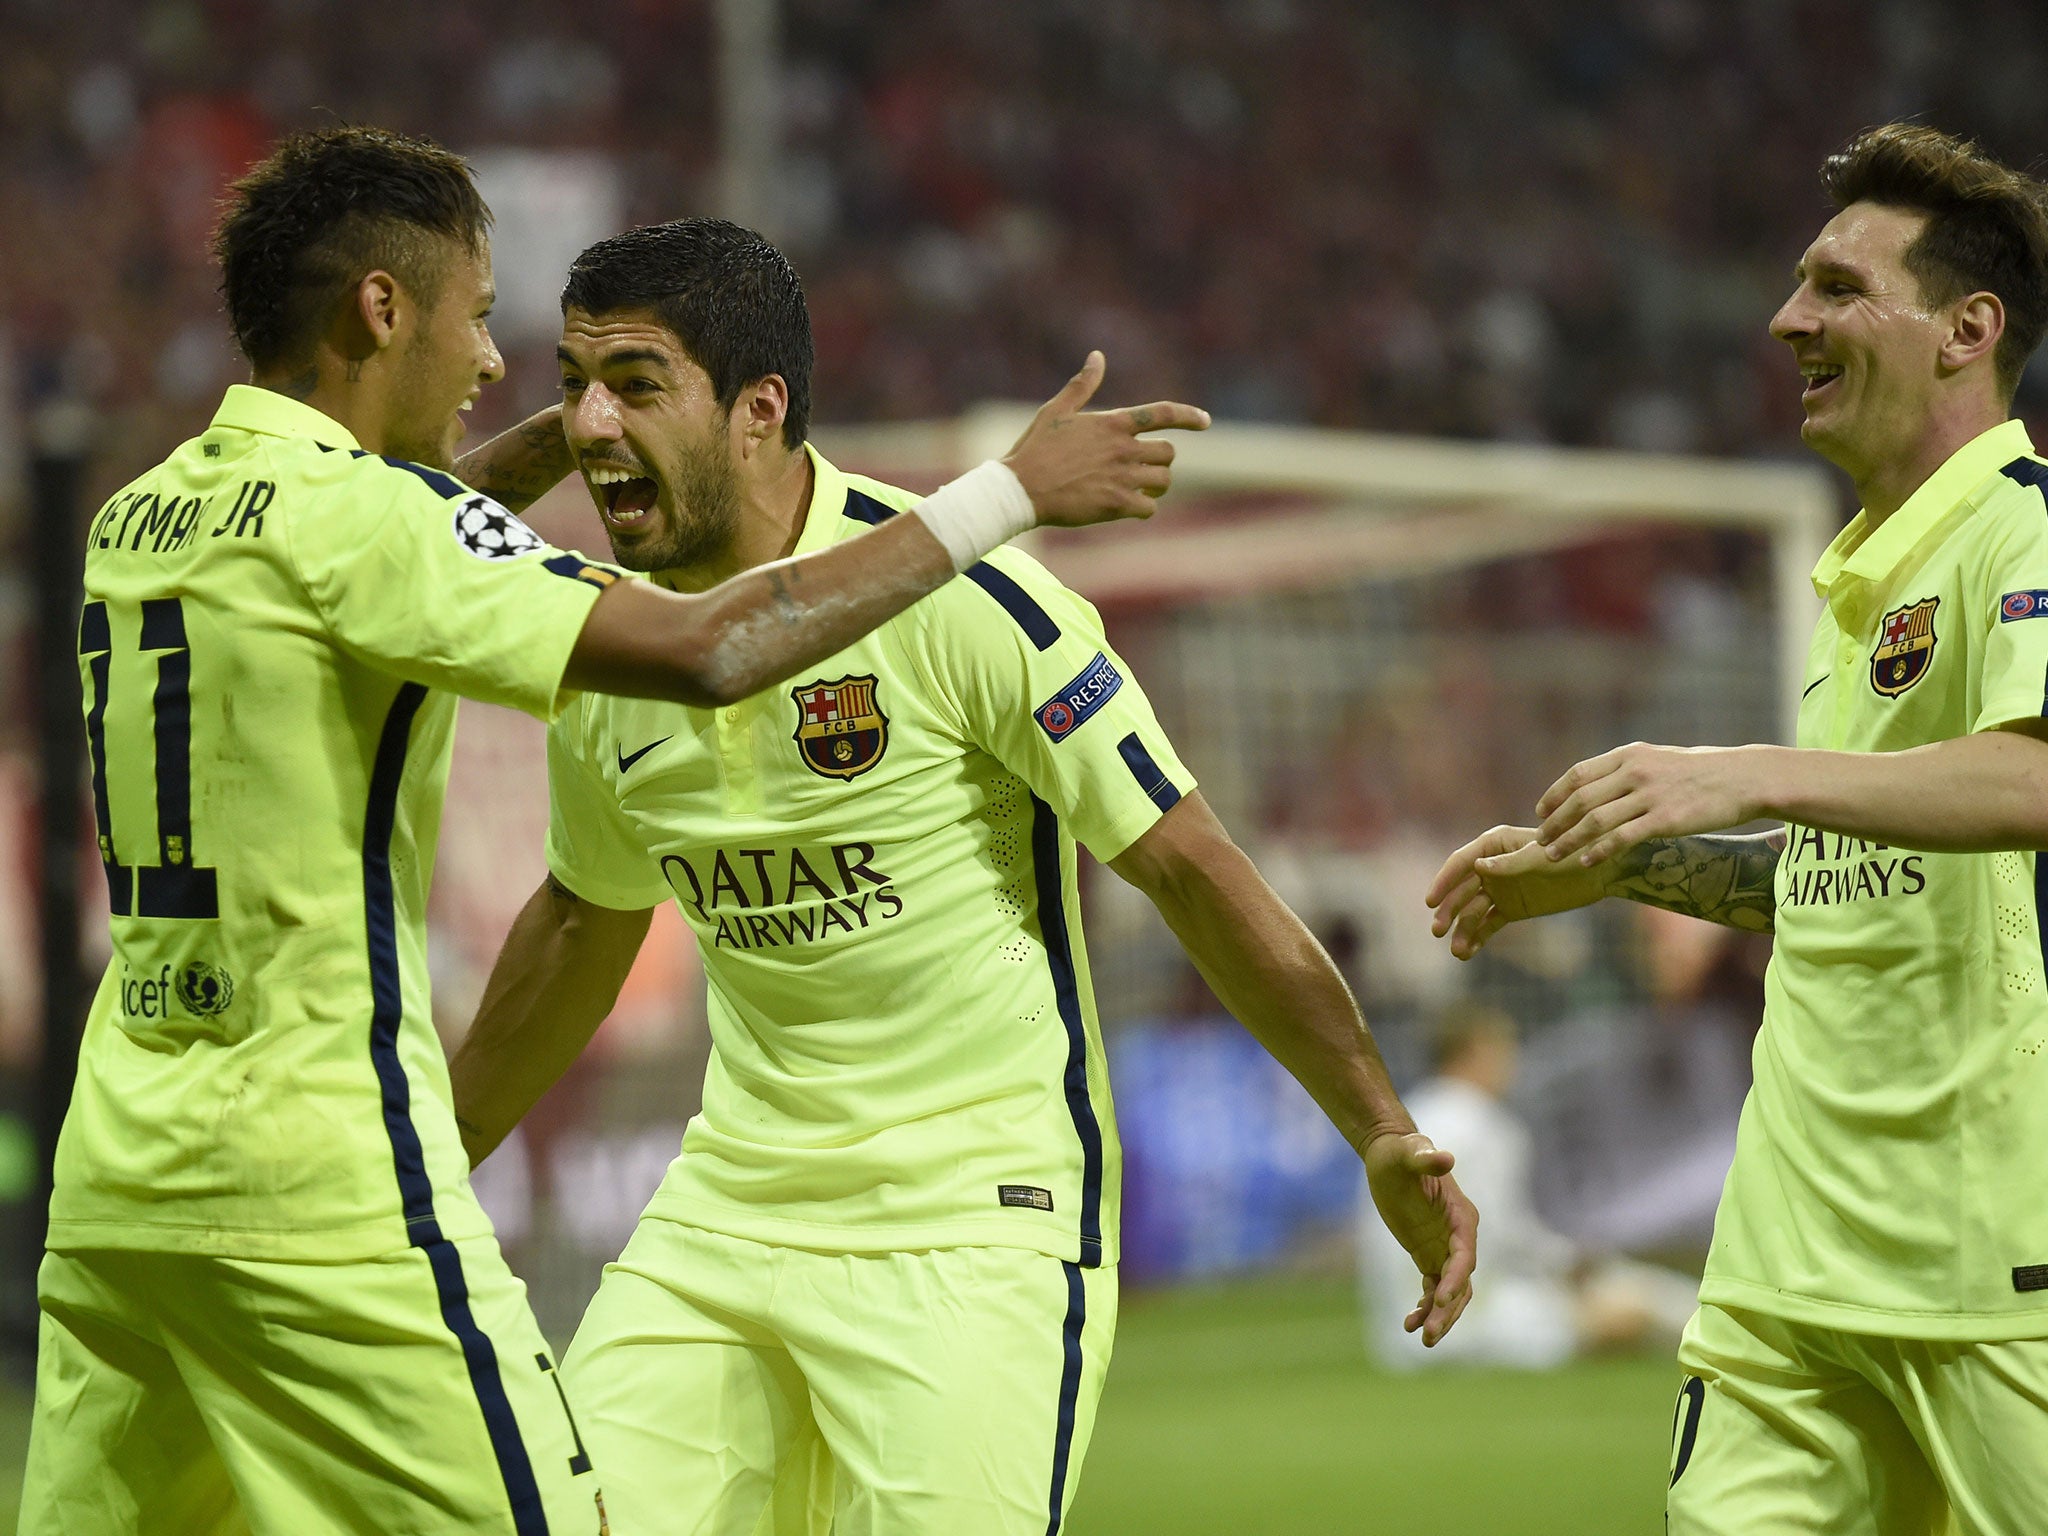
[175,961,235,1017]
[452,495,545,561]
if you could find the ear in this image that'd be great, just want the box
[354,270,405,354]
[1942,290,2005,375]
[733,374,791,458]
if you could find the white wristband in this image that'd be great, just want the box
[910,459,1036,573]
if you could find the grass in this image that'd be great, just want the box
[1066,1276,1678,1536]
[0,1276,1679,1534]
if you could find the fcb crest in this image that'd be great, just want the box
[791,675,889,779]
[1871,597,1939,697]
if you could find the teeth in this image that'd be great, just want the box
[586,467,644,485]
[459,400,474,412]
[1801,364,1844,380]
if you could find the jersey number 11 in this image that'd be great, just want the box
[78,597,220,919]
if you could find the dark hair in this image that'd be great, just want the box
[1822,123,2048,397]
[212,126,491,371]
[561,219,814,447]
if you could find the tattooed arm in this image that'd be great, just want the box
[454,405,576,513]
[1603,830,1784,932]
[1426,824,1783,960]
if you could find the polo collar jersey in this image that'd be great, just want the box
[1702,417,2048,1338]
[546,448,1197,1268]
[48,385,616,1260]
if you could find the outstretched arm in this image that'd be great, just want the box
[1425,825,1782,961]
[449,875,654,1166]
[1531,725,2048,867]
[1429,721,2048,960]
[564,353,1210,708]
[1111,792,1477,1346]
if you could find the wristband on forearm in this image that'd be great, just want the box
[910,460,1036,573]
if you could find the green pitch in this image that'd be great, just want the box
[0,1276,1677,1532]
[1066,1275,1678,1536]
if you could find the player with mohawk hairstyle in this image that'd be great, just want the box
[18,125,1208,1536]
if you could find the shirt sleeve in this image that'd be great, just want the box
[284,457,618,721]
[543,710,673,910]
[1971,492,2048,731]
[918,547,1196,861]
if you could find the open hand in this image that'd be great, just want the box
[1426,824,1614,959]
[1004,351,1210,526]
[1534,742,1770,867]
[1364,1130,1477,1347]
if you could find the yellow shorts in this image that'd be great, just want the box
[20,1239,606,1536]
[1669,1302,2048,1536]
[561,1218,1118,1536]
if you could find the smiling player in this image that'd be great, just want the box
[1428,124,2048,1534]
[18,127,1210,1536]
[449,218,1477,1536]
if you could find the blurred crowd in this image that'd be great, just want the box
[8,0,2048,506]
[7,0,1942,1312]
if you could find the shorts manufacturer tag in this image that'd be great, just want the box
[1036,653,1122,741]
[2013,1264,2048,1292]
[998,1184,1055,1212]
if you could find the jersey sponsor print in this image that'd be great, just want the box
[544,449,1196,1267]
[1704,420,2048,1339]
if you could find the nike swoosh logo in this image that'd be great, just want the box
[616,736,672,774]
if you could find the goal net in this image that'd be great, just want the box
[434,414,1839,1325]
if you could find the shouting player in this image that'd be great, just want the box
[20,128,1206,1536]
[1429,124,2048,1534]
[449,217,1477,1536]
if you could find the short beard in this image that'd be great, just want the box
[609,430,742,573]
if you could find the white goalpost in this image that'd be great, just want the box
[445,412,1843,1316]
[818,408,1841,739]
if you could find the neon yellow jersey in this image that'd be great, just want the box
[546,448,1194,1267]
[47,386,612,1259]
[1703,418,2048,1339]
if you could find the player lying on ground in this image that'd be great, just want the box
[449,217,1477,1536]
[1428,123,2048,1536]
[18,126,1206,1536]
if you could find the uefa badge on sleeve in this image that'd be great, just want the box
[791,675,889,779]
[1871,596,1938,697]
[452,494,546,561]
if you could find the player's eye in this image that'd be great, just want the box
[560,376,585,394]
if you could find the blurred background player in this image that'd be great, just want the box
[18,127,1206,1536]
[1359,1001,1695,1371]
[1430,124,2048,1534]
[447,216,1474,1536]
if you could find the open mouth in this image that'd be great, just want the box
[586,466,660,528]
[1801,363,1844,401]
